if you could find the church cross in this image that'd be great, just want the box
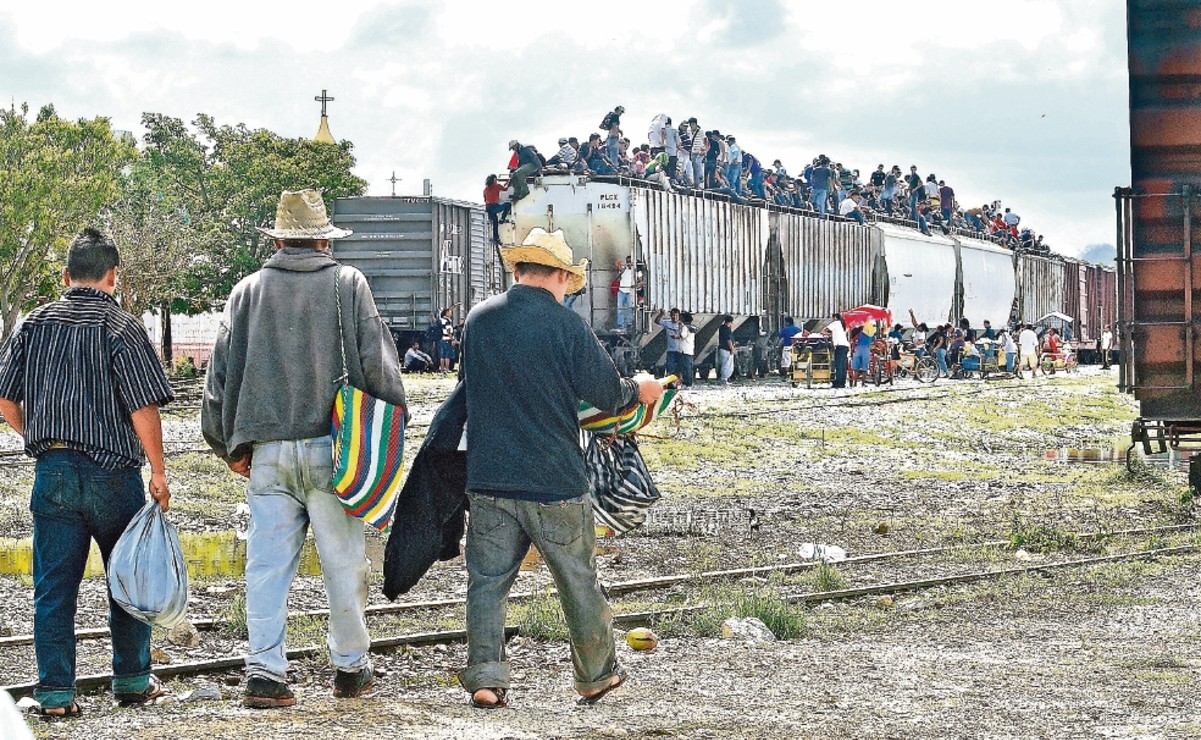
[389,171,402,197]
[314,89,335,117]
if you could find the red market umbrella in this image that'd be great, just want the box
[841,304,892,329]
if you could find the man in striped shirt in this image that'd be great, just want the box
[0,227,174,716]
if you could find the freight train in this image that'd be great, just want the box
[1119,0,1201,477]
[330,177,1116,378]
[498,175,1116,375]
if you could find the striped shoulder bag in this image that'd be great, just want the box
[330,266,406,531]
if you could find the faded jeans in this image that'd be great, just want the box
[691,154,705,188]
[616,290,633,330]
[245,436,371,682]
[459,493,618,694]
[812,188,829,217]
[31,451,151,709]
[718,348,735,382]
[606,135,620,171]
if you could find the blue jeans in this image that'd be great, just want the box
[727,162,743,195]
[459,493,618,694]
[967,214,984,232]
[935,347,949,375]
[749,171,765,199]
[1006,351,1016,372]
[245,437,372,682]
[606,136,620,170]
[882,196,894,215]
[847,209,865,225]
[31,451,151,709]
[678,353,695,387]
[812,189,829,217]
[909,190,921,220]
[832,346,849,388]
[691,154,705,187]
[616,291,633,330]
[942,207,953,223]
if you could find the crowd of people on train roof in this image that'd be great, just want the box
[489,105,1054,254]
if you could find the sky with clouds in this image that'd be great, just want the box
[1,0,1130,258]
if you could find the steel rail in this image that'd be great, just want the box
[2,544,1191,698]
[0,523,1194,650]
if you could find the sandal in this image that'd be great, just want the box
[36,700,82,719]
[115,675,166,706]
[577,669,627,706]
[470,687,508,709]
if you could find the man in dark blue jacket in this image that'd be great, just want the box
[457,228,662,708]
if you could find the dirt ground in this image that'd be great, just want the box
[6,368,1201,739]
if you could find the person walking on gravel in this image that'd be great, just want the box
[202,190,407,708]
[0,228,174,717]
[457,228,663,709]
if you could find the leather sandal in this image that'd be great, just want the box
[577,669,627,705]
[36,700,82,719]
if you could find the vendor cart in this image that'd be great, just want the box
[790,337,833,388]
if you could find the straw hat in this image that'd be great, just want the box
[256,189,352,240]
[499,228,588,295]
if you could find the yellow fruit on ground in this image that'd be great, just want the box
[626,627,658,651]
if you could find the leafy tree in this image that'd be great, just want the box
[0,104,135,340]
[140,113,367,308]
[102,158,199,320]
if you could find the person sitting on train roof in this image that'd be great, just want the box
[546,137,577,168]
[839,191,866,225]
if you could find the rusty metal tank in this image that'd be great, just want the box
[1119,0,1201,421]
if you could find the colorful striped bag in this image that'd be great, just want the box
[578,384,678,435]
[330,267,406,530]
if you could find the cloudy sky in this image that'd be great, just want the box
[1,0,1129,258]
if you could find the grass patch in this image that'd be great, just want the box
[656,581,805,641]
[219,593,248,640]
[512,587,569,642]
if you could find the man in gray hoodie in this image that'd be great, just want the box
[202,190,406,708]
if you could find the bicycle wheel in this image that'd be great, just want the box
[916,357,939,383]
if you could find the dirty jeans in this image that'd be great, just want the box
[245,437,371,682]
[31,450,151,709]
[458,493,618,694]
[718,348,735,382]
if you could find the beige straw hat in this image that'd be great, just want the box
[256,189,352,240]
[499,228,588,295]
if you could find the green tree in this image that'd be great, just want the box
[140,113,367,308]
[0,104,135,340]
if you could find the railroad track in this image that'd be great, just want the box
[1,524,1196,696]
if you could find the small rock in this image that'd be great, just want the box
[15,696,38,710]
[897,599,927,614]
[150,647,173,665]
[874,522,890,535]
[875,596,894,610]
[222,674,242,687]
[166,621,201,648]
[721,617,776,643]
[182,684,222,702]
[1014,549,1032,562]
[0,624,11,637]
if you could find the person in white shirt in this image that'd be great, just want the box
[403,342,434,373]
[647,114,668,154]
[1100,327,1114,369]
[910,322,928,357]
[655,307,684,382]
[827,313,851,388]
[999,331,1018,373]
[1017,324,1040,378]
[677,311,696,387]
[616,259,635,331]
[839,191,866,225]
[662,119,681,185]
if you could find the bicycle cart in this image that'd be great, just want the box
[790,337,833,388]
[893,349,939,383]
[1040,349,1079,375]
[868,337,893,386]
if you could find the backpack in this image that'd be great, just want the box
[600,112,617,131]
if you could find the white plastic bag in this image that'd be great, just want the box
[108,501,189,628]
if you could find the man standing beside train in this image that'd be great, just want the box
[457,228,663,708]
[202,189,408,708]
